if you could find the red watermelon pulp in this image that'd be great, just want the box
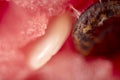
[0,0,120,80]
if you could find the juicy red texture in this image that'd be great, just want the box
[0,1,8,22]
[0,0,120,80]
[69,0,96,11]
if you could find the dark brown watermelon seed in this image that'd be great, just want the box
[72,1,120,57]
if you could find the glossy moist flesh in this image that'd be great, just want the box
[72,1,120,56]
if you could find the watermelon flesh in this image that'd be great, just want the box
[0,0,120,80]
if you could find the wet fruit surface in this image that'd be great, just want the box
[0,0,120,80]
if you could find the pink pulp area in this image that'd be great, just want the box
[0,0,120,80]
